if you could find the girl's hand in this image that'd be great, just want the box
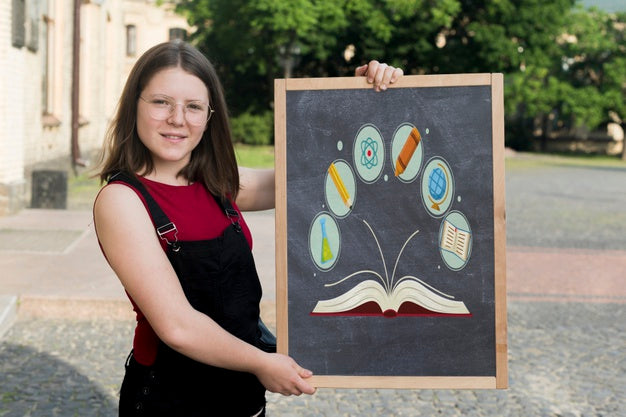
[355,60,404,92]
[254,353,316,396]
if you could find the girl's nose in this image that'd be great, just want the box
[168,103,186,125]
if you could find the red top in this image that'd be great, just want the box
[99,176,253,365]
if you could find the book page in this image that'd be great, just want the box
[311,280,389,313]
[440,219,470,261]
[391,279,470,315]
[440,220,457,252]
[454,228,470,260]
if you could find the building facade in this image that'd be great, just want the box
[0,0,190,215]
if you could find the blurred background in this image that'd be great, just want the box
[0,0,624,215]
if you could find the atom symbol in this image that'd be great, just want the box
[360,136,379,169]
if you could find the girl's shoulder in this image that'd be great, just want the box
[94,181,144,210]
[93,181,152,233]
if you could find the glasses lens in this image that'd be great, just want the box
[184,103,209,126]
[145,98,171,120]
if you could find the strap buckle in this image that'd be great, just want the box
[157,222,180,249]
[225,208,242,233]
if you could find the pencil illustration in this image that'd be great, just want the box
[394,126,422,176]
[328,162,353,208]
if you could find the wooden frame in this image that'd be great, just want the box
[275,74,507,389]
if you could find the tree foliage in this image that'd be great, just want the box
[175,0,625,150]
[560,8,626,128]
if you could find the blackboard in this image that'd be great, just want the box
[274,74,507,389]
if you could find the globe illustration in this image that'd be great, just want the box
[428,167,447,200]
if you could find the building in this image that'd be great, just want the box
[0,0,190,216]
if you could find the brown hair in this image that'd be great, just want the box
[97,40,239,199]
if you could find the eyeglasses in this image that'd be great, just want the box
[139,95,214,126]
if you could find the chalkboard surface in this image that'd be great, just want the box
[275,74,507,389]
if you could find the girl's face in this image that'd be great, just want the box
[136,67,210,173]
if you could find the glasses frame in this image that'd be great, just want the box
[139,95,215,126]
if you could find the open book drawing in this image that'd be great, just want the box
[440,219,471,261]
[311,278,471,317]
[311,220,471,318]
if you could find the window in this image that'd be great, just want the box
[126,24,136,56]
[169,28,186,41]
[41,3,60,127]
[25,0,39,52]
[12,0,26,48]
[41,11,51,113]
[12,0,38,51]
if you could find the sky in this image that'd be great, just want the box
[581,0,626,12]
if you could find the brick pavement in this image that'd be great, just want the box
[1,208,623,324]
[507,246,626,303]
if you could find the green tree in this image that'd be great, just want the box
[432,0,576,149]
[176,0,465,111]
[175,0,464,146]
[319,0,462,74]
[484,4,625,152]
[559,8,626,157]
[176,0,349,115]
[175,0,625,154]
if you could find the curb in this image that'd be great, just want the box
[17,296,135,321]
[0,295,18,339]
[0,295,277,335]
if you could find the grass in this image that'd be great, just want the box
[233,144,275,168]
[505,151,626,171]
[68,172,101,210]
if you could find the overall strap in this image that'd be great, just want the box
[108,171,180,250]
[213,195,276,352]
[214,196,242,233]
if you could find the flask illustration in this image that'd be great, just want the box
[320,217,334,264]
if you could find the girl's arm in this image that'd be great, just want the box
[236,167,275,211]
[94,184,314,396]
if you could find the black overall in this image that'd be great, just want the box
[112,173,267,417]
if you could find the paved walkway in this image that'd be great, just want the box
[0,154,624,416]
